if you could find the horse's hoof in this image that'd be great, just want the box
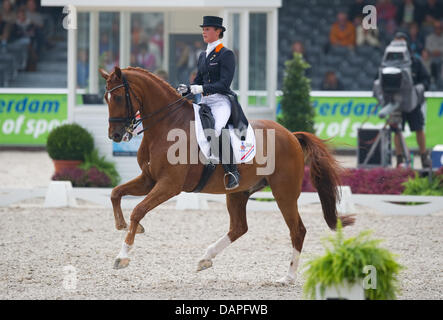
[275,275,296,285]
[114,258,130,269]
[136,223,145,234]
[197,259,213,272]
[116,224,128,231]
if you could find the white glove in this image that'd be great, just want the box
[190,85,203,95]
[177,84,189,95]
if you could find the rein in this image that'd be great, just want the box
[105,74,192,136]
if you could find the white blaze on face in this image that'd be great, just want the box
[107,92,111,101]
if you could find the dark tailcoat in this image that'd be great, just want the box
[192,45,248,135]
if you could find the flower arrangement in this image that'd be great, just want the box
[303,221,403,300]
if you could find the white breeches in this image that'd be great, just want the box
[200,93,231,137]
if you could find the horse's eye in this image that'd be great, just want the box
[114,95,123,103]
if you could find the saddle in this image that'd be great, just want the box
[192,95,249,193]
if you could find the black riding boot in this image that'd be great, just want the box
[220,128,240,190]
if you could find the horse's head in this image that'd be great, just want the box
[100,66,139,143]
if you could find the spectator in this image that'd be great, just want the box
[25,0,45,54]
[103,51,116,72]
[348,0,366,22]
[137,43,156,71]
[329,12,356,49]
[150,22,164,56]
[154,69,169,81]
[0,13,8,49]
[417,0,443,26]
[376,0,397,34]
[408,22,425,57]
[321,71,344,90]
[2,1,16,25]
[421,48,432,76]
[11,8,38,71]
[291,41,307,59]
[355,16,380,47]
[396,0,419,28]
[290,41,311,75]
[425,21,443,83]
[77,49,89,88]
[99,33,110,55]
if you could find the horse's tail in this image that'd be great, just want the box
[293,132,355,230]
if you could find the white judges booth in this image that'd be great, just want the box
[42,0,281,182]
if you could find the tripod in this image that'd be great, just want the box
[362,109,411,168]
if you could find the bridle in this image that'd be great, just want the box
[105,74,192,136]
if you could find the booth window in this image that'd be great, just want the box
[231,13,240,91]
[249,13,267,106]
[99,12,120,73]
[77,12,89,89]
[130,13,164,76]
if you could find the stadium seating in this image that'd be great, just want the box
[278,0,443,91]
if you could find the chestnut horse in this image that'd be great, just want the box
[99,66,355,284]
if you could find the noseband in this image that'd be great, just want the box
[105,74,192,136]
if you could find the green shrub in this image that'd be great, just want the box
[277,52,315,133]
[46,123,94,161]
[303,221,403,300]
[402,173,443,196]
[79,149,120,187]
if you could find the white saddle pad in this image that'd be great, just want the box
[193,103,256,164]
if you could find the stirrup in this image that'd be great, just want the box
[223,172,239,190]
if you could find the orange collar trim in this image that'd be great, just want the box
[215,43,224,53]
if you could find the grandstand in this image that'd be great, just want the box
[0,0,66,88]
[1,0,442,91]
[277,0,443,91]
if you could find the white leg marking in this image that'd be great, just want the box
[116,242,132,259]
[202,234,232,260]
[276,248,300,285]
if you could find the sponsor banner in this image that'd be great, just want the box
[112,134,143,156]
[276,95,443,148]
[0,93,68,146]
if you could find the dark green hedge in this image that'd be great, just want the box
[46,123,94,160]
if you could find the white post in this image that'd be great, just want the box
[119,11,131,68]
[67,25,77,123]
[89,11,99,94]
[239,10,249,117]
[163,11,169,72]
[222,9,230,52]
[267,9,278,117]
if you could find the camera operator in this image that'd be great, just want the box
[389,32,431,168]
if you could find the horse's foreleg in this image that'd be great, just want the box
[197,191,249,271]
[110,174,154,232]
[113,180,181,269]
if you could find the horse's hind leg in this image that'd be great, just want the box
[111,174,154,232]
[197,191,249,271]
[269,180,306,285]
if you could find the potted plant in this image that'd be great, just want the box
[46,123,94,174]
[303,221,403,300]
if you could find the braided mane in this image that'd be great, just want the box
[123,66,181,99]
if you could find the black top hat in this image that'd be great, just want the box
[200,16,226,32]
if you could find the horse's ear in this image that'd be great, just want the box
[99,68,109,80]
[114,66,122,79]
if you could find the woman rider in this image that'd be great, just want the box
[177,16,240,190]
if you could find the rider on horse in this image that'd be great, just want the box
[177,16,247,191]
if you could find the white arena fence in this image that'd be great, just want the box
[1,184,442,216]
